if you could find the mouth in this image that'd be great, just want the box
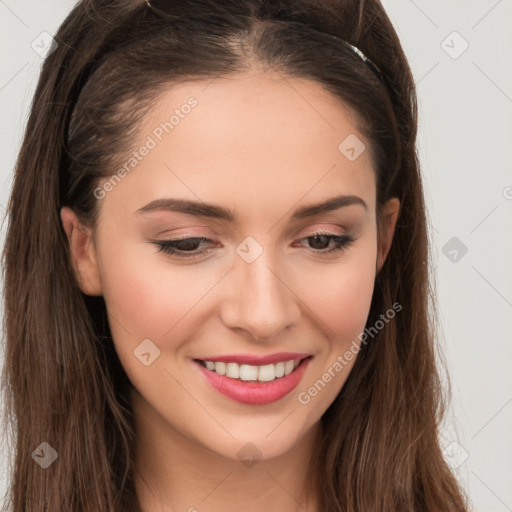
[193,355,313,405]
[193,355,313,383]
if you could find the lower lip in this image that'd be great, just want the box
[194,357,312,405]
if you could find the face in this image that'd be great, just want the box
[61,70,399,463]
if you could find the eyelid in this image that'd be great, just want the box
[295,223,348,239]
[154,222,352,243]
[302,224,344,234]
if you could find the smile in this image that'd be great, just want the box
[193,355,313,405]
[198,357,307,382]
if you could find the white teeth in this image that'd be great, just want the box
[284,360,295,376]
[239,364,258,381]
[214,361,226,375]
[257,364,275,382]
[225,362,239,379]
[202,358,306,382]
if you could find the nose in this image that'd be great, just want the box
[220,251,301,342]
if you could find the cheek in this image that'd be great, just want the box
[292,244,376,415]
[96,240,207,358]
[293,238,377,339]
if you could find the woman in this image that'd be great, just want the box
[1,0,470,510]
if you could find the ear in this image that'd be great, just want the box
[376,197,400,274]
[60,206,103,296]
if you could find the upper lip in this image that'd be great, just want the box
[195,352,312,365]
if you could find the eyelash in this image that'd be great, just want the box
[151,231,356,260]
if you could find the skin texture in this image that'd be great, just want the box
[61,70,400,512]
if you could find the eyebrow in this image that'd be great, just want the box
[134,194,368,221]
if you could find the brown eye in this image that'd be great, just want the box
[298,233,356,255]
[152,237,213,259]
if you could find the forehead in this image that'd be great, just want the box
[140,70,366,154]
[99,70,376,223]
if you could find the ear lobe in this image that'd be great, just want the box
[376,197,400,274]
[60,206,103,296]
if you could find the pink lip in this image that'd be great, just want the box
[194,356,313,405]
[196,352,310,365]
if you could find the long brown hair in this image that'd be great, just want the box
[1,0,469,510]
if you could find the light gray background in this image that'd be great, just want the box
[1,1,511,511]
